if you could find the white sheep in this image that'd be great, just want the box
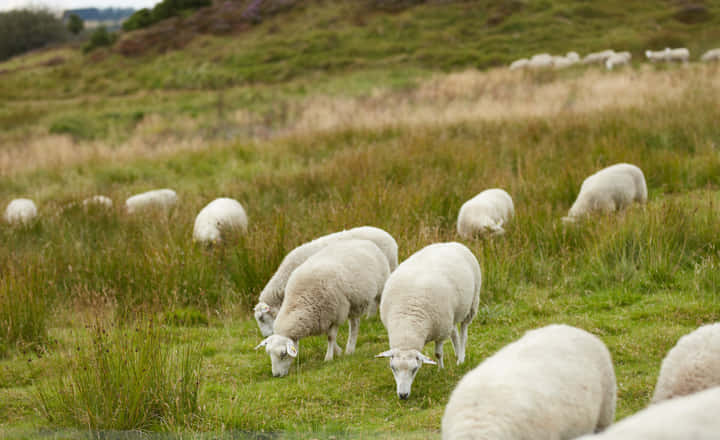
[528,53,554,69]
[253,225,398,337]
[563,163,647,223]
[651,322,720,403]
[82,195,113,209]
[192,197,248,244]
[582,50,615,65]
[645,49,667,63]
[4,198,38,225]
[125,188,177,214]
[509,58,529,70]
[255,239,390,377]
[376,242,481,399]
[441,324,617,440]
[553,52,580,69]
[575,387,720,440]
[646,47,690,63]
[605,51,631,70]
[457,188,514,238]
[700,48,720,62]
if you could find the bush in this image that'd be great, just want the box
[122,8,154,31]
[0,9,69,61]
[122,0,211,32]
[36,321,203,430]
[66,13,84,35]
[83,26,117,53]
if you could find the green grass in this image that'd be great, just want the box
[2,1,720,436]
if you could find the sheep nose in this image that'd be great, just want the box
[398,392,409,400]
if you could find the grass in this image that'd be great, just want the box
[1,0,720,437]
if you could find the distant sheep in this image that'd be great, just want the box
[652,323,720,403]
[376,242,481,399]
[255,239,390,377]
[254,226,398,337]
[125,188,177,214]
[701,48,720,62]
[457,188,514,238]
[575,387,720,440]
[553,52,580,69]
[509,58,529,70]
[583,50,615,65]
[192,198,248,244]
[82,195,113,209]
[442,324,616,440]
[528,53,554,69]
[646,48,690,63]
[4,198,38,225]
[605,51,631,70]
[563,163,647,223]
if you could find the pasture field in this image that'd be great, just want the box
[2,0,720,434]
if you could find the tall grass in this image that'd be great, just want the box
[36,321,203,431]
[0,265,49,356]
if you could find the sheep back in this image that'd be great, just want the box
[457,188,514,238]
[568,163,647,219]
[442,324,616,440]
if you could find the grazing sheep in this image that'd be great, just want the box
[457,188,514,238]
[575,387,720,440]
[509,58,529,70]
[645,49,667,63]
[700,48,720,62]
[552,52,580,69]
[652,323,720,403]
[4,198,38,225]
[253,225,398,337]
[376,242,481,399]
[563,163,647,223]
[605,51,631,70]
[442,324,617,440]
[582,50,615,65]
[646,48,690,63]
[255,239,390,377]
[528,53,554,69]
[192,197,248,244]
[82,195,113,209]
[125,188,177,214]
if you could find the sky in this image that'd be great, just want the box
[0,0,161,12]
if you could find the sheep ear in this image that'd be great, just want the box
[286,341,298,358]
[255,302,270,313]
[375,349,395,358]
[255,337,271,350]
[416,352,437,365]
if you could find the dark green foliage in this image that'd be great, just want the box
[122,8,154,31]
[0,9,69,61]
[83,26,117,53]
[369,0,427,11]
[122,0,211,32]
[66,14,84,35]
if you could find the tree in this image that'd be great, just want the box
[67,13,84,35]
[83,26,116,53]
[0,9,69,61]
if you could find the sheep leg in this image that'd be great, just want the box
[457,321,470,364]
[450,327,461,362]
[435,341,445,369]
[325,325,342,361]
[346,317,360,354]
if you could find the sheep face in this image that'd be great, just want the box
[376,349,436,399]
[255,334,297,377]
[254,302,275,337]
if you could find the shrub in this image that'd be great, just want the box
[0,9,69,61]
[36,321,203,430]
[122,0,211,32]
[83,26,116,53]
[122,8,154,31]
[67,13,84,35]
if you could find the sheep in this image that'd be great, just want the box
[255,239,390,377]
[441,324,617,440]
[651,322,720,403]
[82,195,113,209]
[553,52,580,69]
[605,51,631,70]
[192,197,248,244]
[375,242,481,400]
[457,188,514,238]
[582,50,615,65]
[527,53,554,69]
[253,226,398,337]
[4,198,38,225]
[125,188,177,214]
[700,48,720,62]
[562,163,647,223]
[509,58,529,70]
[575,387,720,440]
[646,48,690,63]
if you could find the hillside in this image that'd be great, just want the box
[2,1,720,438]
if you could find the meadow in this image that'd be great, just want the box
[2,1,720,437]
